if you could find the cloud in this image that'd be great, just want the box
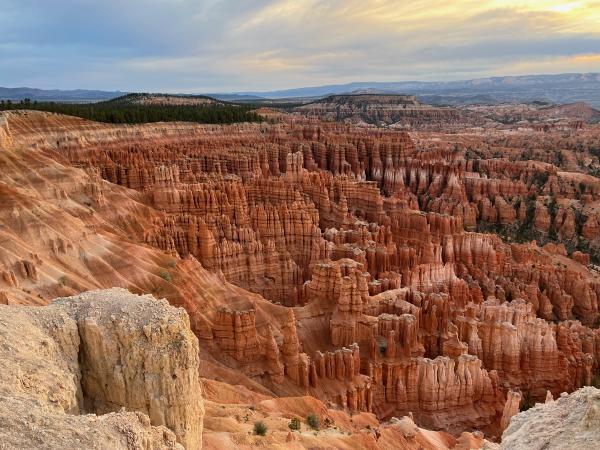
[0,0,599,91]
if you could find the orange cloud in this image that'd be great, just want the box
[573,54,600,63]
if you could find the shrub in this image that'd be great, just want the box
[159,269,172,282]
[547,196,558,220]
[520,198,536,232]
[530,171,549,187]
[288,417,301,431]
[306,414,320,430]
[573,208,586,235]
[253,421,267,436]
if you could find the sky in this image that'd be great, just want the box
[1,0,600,92]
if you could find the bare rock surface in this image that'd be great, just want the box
[0,288,203,449]
[501,386,600,449]
[0,395,182,450]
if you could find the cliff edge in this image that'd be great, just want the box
[501,386,600,450]
[0,288,203,449]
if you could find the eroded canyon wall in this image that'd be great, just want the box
[1,110,600,444]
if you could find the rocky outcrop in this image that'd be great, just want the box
[0,288,203,449]
[0,398,183,450]
[501,387,600,450]
[296,94,463,129]
[369,354,503,431]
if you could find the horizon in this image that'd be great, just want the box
[2,71,600,96]
[2,1,600,92]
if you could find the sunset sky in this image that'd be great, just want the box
[1,0,599,92]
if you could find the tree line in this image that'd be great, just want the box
[0,98,263,124]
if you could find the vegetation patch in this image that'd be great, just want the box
[253,421,268,436]
[159,270,172,282]
[0,96,263,124]
[288,417,301,431]
[306,414,320,430]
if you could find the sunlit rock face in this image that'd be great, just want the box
[501,386,600,450]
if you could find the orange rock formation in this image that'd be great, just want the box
[1,109,600,448]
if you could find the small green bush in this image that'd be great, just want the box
[306,414,320,430]
[288,417,301,431]
[253,421,268,436]
[159,270,172,282]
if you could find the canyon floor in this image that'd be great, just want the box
[1,100,600,449]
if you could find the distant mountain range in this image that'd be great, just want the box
[227,73,600,107]
[2,73,600,107]
[0,87,125,102]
